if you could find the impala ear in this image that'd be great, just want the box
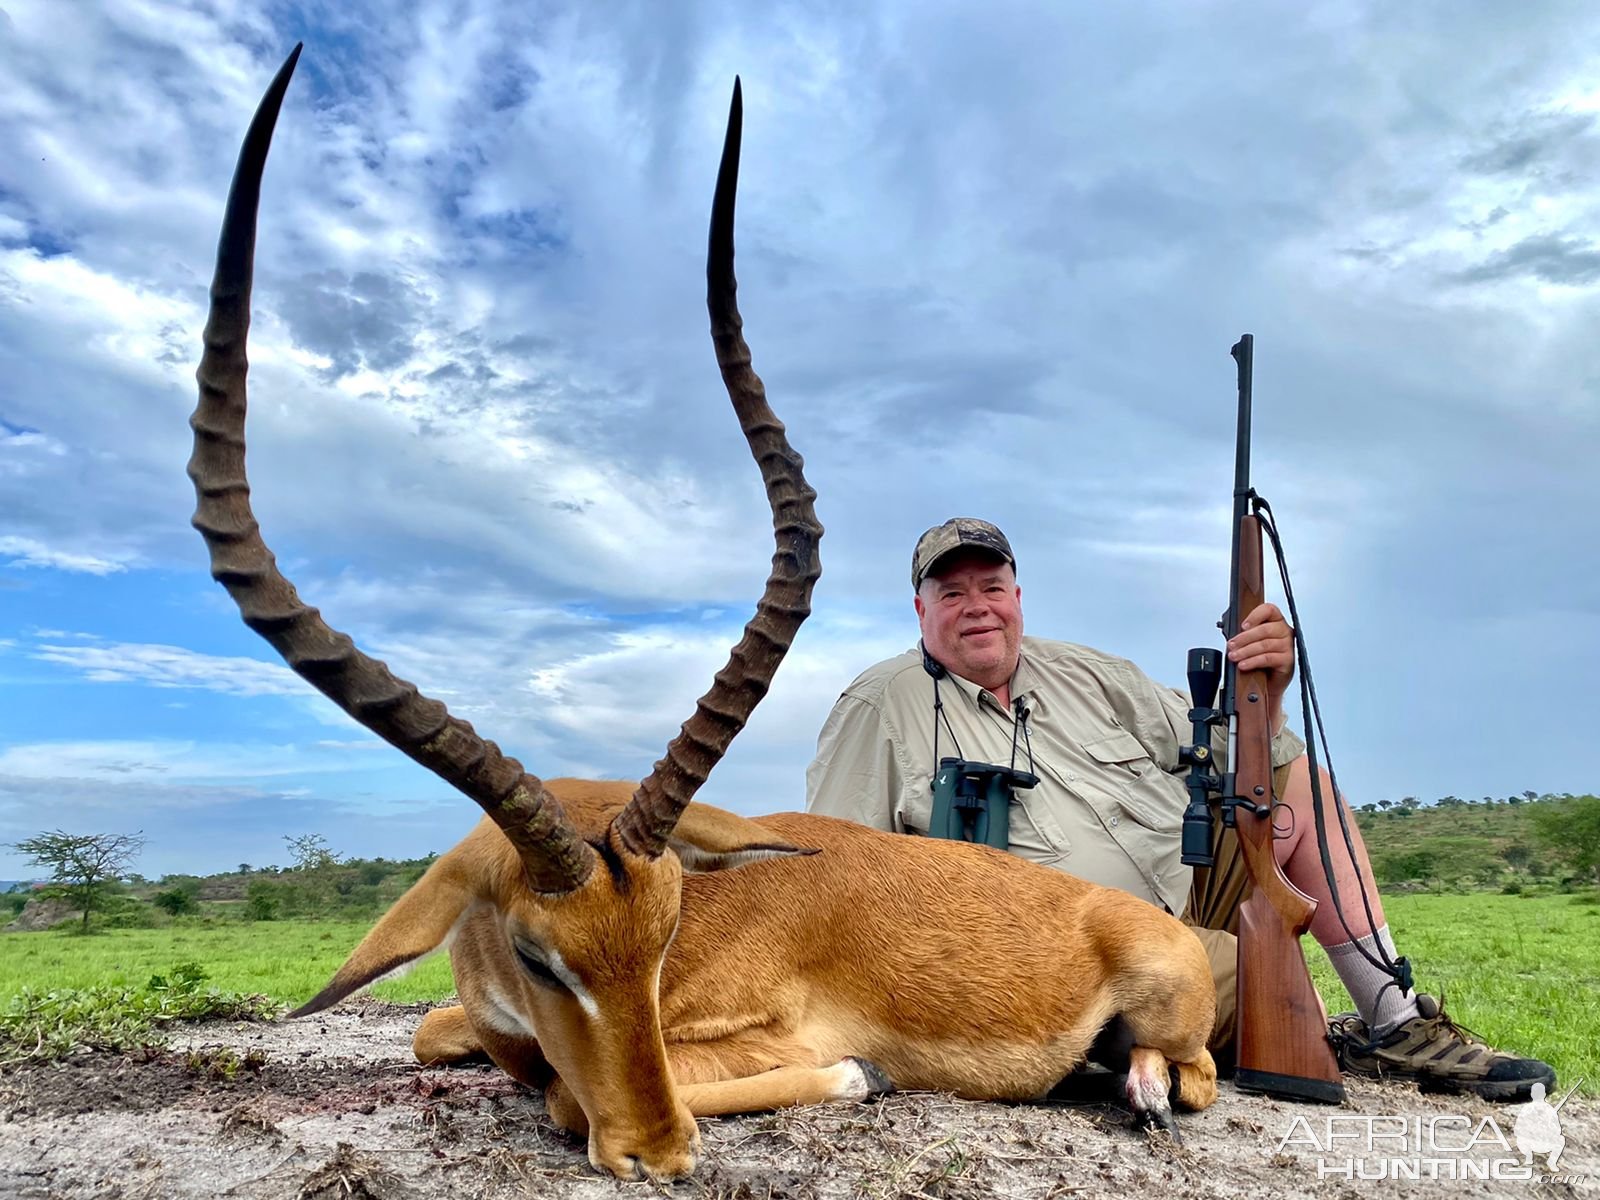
[658,804,819,874]
[289,823,500,1017]
[670,840,818,873]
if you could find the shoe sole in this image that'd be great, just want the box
[1467,1070,1557,1103]
[1350,1065,1556,1104]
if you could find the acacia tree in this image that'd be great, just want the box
[283,833,341,915]
[284,833,338,872]
[8,830,146,931]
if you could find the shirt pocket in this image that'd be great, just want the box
[1081,731,1175,831]
[1009,792,1073,861]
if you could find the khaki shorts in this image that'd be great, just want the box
[1179,761,1294,1062]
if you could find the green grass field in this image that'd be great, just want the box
[2,893,1595,1094]
[0,920,454,1007]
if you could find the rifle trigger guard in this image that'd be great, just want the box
[1237,797,1273,822]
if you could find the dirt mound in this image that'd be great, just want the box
[0,1003,1592,1198]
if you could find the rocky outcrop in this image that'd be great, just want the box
[5,896,82,932]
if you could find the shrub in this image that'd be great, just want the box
[244,881,280,922]
[1378,850,1437,884]
[357,862,388,887]
[95,894,163,930]
[0,961,278,1065]
[1531,795,1600,884]
[153,889,198,917]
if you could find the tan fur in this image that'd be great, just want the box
[309,780,1218,1180]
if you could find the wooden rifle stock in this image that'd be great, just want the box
[1232,514,1345,1103]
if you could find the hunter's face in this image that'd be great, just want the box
[915,553,1022,692]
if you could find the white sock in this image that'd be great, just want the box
[1325,924,1420,1035]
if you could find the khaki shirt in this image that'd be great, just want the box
[804,636,1305,915]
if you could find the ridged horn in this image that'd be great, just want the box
[187,46,596,894]
[613,79,824,858]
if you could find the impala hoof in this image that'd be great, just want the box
[845,1056,896,1099]
[1135,1104,1182,1144]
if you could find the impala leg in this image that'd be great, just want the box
[669,1050,895,1118]
[413,1005,488,1065]
[545,1074,588,1137]
[1113,932,1221,1116]
[436,1011,552,1091]
[1105,1039,1216,1118]
[1169,1049,1218,1111]
[1126,1046,1181,1141]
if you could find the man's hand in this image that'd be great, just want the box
[1228,601,1295,724]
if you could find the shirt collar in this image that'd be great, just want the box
[928,643,1037,716]
[1011,645,1040,711]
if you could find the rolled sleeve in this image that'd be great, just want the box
[1269,720,1306,770]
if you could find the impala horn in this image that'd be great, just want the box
[613,79,824,858]
[188,45,596,894]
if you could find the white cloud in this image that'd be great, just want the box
[29,640,307,697]
[0,737,365,784]
[0,427,66,455]
[0,535,131,575]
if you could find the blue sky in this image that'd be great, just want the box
[1,1,1596,878]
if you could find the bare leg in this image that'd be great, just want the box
[1272,756,1388,946]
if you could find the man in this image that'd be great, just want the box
[805,516,1553,1101]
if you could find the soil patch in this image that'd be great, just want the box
[0,1002,1593,1198]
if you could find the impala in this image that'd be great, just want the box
[191,47,1220,1182]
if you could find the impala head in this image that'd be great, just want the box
[487,818,695,1175]
[191,47,819,1180]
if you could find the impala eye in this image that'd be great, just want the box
[513,943,566,991]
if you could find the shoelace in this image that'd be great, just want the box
[1421,999,1492,1051]
[1345,993,1495,1057]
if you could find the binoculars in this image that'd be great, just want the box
[928,758,1040,849]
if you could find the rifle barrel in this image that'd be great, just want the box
[1231,334,1253,503]
[1227,334,1253,642]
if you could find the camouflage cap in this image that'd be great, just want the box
[910,518,1016,590]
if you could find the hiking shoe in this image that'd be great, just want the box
[1328,994,1555,1102]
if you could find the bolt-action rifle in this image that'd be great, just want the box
[1177,335,1345,1104]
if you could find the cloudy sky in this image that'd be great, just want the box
[1,1,1595,879]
